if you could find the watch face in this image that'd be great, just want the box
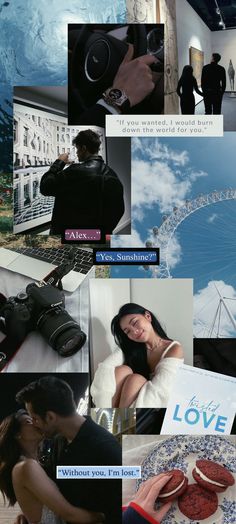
[109,89,122,101]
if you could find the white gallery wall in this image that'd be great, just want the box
[176,0,212,70]
[175,0,236,98]
[212,29,236,91]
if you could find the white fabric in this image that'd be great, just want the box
[97,99,118,114]
[0,267,93,372]
[30,505,65,524]
[90,341,184,408]
[90,348,124,407]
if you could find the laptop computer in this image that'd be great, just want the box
[0,246,94,292]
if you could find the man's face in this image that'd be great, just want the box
[76,144,87,161]
[25,401,58,438]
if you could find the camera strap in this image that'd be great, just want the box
[0,293,23,371]
[43,249,76,289]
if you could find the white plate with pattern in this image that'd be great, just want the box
[137,435,236,524]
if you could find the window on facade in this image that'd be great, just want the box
[23,127,28,147]
[14,120,18,142]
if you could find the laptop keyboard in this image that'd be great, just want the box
[9,246,93,275]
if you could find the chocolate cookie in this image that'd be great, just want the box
[178,483,218,520]
[193,459,235,493]
[157,469,188,503]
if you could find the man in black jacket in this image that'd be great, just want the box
[201,53,226,114]
[40,129,124,237]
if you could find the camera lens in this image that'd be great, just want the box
[37,307,86,357]
[55,327,86,357]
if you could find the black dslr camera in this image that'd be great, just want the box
[0,282,86,357]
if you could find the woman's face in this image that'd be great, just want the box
[17,414,43,443]
[119,311,153,342]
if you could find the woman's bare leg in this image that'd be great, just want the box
[118,373,147,408]
[112,365,133,407]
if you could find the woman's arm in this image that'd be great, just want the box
[193,78,203,97]
[123,475,172,523]
[12,460,103,524]
[176,80,182,96]
[132,344,184,408]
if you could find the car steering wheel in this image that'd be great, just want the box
[69,24,147,112]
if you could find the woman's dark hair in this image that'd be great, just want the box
[111,303,170,380]
[0,410,27,505]
[178,65,195,91]
[181,65,193,77]
[16,376,77,419]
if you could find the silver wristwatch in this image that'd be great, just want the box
[102,88,131,113]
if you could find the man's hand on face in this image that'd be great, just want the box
[58,153,72,164]
[112,45,157,107]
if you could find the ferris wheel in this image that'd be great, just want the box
[145,189,236,337]
[145,188,236,278]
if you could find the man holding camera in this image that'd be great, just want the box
[40,129,124,239]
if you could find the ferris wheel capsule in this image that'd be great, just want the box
[145,240,153,247]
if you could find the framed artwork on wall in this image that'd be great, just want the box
[189,46,204,86]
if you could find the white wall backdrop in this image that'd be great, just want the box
[212,29,236,92]
[176,0,212,105]
[89,278,193,376]
[176,0,236,99]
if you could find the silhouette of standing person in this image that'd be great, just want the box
[201,53,226,114]
[177,65,203,114]
[228,59,235,92]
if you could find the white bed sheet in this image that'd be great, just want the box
[0,267,94,372]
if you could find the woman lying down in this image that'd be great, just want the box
[91,303,184,408]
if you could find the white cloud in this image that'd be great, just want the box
[166,236,182,270]
[188,169,208,182]
[132,137,189,166]
[194,280,236,337]
[146,229,182,270]
[111,228,144,247]
[207,213,218,223]
[132,159,192,214]
[131,139,208,219]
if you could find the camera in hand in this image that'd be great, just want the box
[0,282,86,357]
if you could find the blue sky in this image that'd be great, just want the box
[111,134,236,337]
